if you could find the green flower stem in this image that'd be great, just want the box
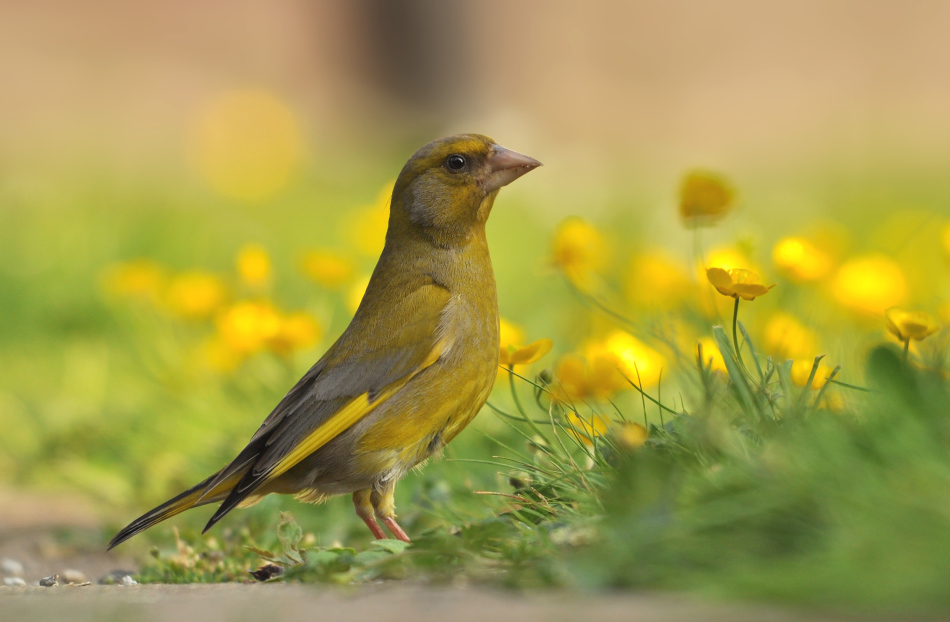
[903,339,910,363]
[732,297,756,381]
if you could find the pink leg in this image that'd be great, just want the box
[353,490,387,540]
[381,516,411,543]
[360,514,388,540]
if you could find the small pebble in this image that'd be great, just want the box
[39,574,59,587]
[61,569,87,584]
[0,558,24,577]
[4,577,26,587]
[99,569,137,585]
[120,575,137,586]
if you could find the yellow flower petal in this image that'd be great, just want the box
[706,267,733,290]
[553,331,665,402]
[499,347,513,368]
[165,271,228,319]
[885,307,940,342]
[696,337,727,373]
[566,412,610,447]
[509,338,554,366]
[552,217,606,289]
[236,244,271,288]
[706,267,774,300]
[772,237,833,282]
[832,254,906,315]
[764,313,818,359]
[268,312,322,355]
[216,301,282,354]
[346,276,370,315]
[679,170,735,225]
[790,359,833,390]
[732,282,774,301]
[625,250,692,308]
[615,422,649,450]
[499,318,526,350]
[346,182,394,257]
[300,250,355,289]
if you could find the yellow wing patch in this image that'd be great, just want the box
[264,338,448,483]
[156,470,244,521]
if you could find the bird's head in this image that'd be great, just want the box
[389,134,541,247]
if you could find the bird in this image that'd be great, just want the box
[108,134,541,549]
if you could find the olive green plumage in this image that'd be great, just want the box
[109,134,541,548]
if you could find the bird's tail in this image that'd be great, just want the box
[108,470,241,550]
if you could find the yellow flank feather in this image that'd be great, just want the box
[265,338,449,482]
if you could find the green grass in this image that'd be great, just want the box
[2,157,950,613]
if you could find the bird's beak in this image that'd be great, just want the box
[482,145,542,192]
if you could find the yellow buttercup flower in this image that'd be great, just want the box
[706,267,775,301]
[551,217,606,289]
[102,259,166,302]
[553,354,623,402]
[216,301,282,354]
[187,89,303,202]
[626,250,692,308]
[614,422,649,450]
[594,331,666,388]
[772,237,833,282]
[300,250,355,289]
[499,318,526,352]
[565,412,609,448]
[696,247,756,292]
[885,307,939,342]
[346,275,371,315]
[790,359,833,390]
[679,170,735,225]
[347,182,394,257]
[165,271,227,320]
[696,337,727,373]
[236,244,271,288]
[268,312,322,355]
[500,339,553,367]
[764,313,818,359]
[832,254,906,315]
[553,334,664,402]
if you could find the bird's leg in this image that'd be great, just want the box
[353,489,387,540]
[371,486,411,543]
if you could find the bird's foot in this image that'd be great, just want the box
[359,514,388,540]
[381,516,411,543]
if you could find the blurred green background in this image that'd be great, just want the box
[2,0,950,605]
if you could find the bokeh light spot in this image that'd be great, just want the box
[188,89,303,201]
[832,254,907,315]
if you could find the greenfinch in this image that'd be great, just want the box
[109,134,541,548]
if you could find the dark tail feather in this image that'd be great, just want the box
[202,464,270,534]
[108,473,217,550]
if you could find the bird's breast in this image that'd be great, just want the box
[354,278,499,467]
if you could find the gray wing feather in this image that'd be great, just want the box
[204,280,450,495]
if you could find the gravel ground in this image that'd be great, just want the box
[0,583,882,622]
[0,488,902,622]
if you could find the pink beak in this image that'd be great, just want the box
[482,145,542,192]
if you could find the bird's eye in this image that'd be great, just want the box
[445,154,467,172]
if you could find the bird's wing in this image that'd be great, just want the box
[201,279,452,529]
